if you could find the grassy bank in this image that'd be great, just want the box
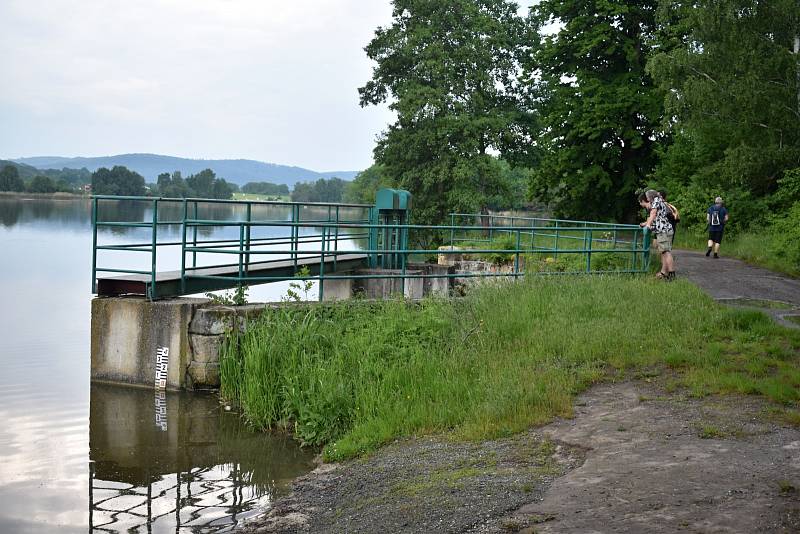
[220,276,800,461]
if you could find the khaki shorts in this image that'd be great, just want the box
[656,231,674,252]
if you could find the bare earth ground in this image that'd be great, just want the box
[241,253,800,533]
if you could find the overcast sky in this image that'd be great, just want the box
[1,1,533,172]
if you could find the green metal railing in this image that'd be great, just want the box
[92,196,652,300]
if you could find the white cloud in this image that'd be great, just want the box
[0,0,396,170]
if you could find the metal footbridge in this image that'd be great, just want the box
[91,189,651,300]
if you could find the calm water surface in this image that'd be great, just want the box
[0,197,319,533]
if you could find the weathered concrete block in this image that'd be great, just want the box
[190,333,223,363]
[438,245,463,265]
[188,362,220,388]
[353,269,424,299]
[189,307,235,335]
[189,304,267,334]
[407,263,454,297]
[91,297,209,389]
[322,276,355,301]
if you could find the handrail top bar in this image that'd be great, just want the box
[448,212,641,229]
[183,219,648,232]
[91,194,372,209]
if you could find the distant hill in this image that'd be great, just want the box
[0,159,41,180]
[12,154,360,186]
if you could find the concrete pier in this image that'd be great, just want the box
[91,267,457,390]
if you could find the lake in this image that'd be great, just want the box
[0,197,322,533]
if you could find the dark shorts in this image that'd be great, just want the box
[709,229,724,244]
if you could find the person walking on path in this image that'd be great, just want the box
[706,197,729,258]
[639,190,676,280]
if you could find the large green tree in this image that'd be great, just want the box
[527,0,664,222]
[343,165,394,204]
[359,0,532,225]
[648,0,800,206]
[291,177,348,203]
[0,165,25,192]
[28,175,57,193]
[91,166,146,196]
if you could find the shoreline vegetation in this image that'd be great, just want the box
[219,275,800,462]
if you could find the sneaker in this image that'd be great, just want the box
[713,253,719,258]
[705,248,712,257]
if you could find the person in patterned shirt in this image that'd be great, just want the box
[639,189,675,281]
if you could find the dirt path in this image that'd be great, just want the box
[240,256,800,533]
[675,250,800,328]
[241,383,800,533]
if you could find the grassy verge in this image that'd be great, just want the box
[674,228,799,277]
[220,276,800,461]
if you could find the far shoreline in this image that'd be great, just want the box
[0,191,88,200]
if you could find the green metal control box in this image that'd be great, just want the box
[375,188,412,212]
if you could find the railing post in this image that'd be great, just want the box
[632,230,639,271]
[449,213,455,247]
[181,199,187,295]
[192,201,198,268]
[150,199,158,300]
[318,226,326,301]
[367,207,376,268]
[586,228,593,273]
[245,202,252,276]
[514,229,521,278]
[238,222,245,290]
[642,227,652,271]
[91,197,98,293]
[334,206,340,272]
[554,220,560,258]
[292,204,299,272]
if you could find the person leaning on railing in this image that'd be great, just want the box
[639,189,676,281]
[659,190,680,239]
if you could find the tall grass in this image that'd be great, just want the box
[220,276,800,461]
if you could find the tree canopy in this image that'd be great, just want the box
[647,0,800,228]
[359,0,533,225]
[154,169,235,199]
[241,181,290,197]
[0,165,25,192]
[91,166,147,196]
[291,177,348,203]
[526,0,664,222]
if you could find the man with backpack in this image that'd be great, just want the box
[660,191,679,238]
[706,197,729,258]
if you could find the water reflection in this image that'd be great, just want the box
[89,384,315,533]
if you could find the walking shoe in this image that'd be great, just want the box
[713,253,719,258]
[705,248,712,257]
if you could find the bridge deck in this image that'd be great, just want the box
[96,253,370,298]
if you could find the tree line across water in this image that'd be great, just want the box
[0,162,355,203]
